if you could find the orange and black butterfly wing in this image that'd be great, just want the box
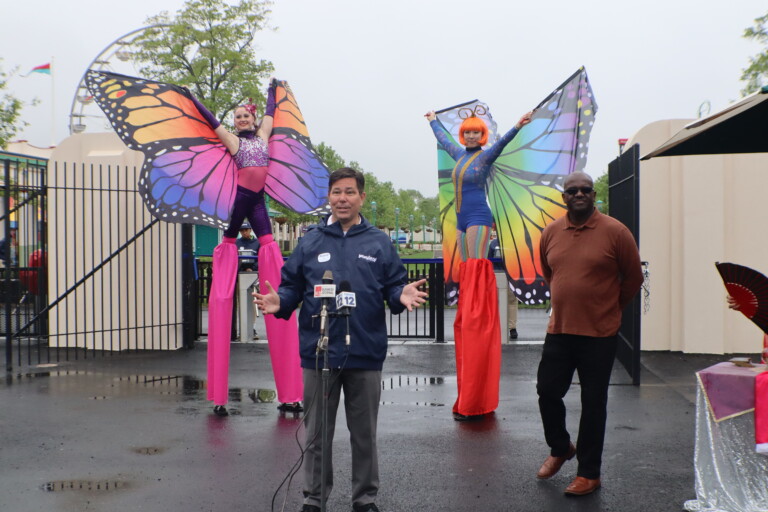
[267,80,330,215]
[85,70,236,228]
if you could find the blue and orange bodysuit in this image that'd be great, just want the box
[429,119,522,419]
[429,120,520,232]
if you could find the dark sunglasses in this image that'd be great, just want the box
[564,186,594,195]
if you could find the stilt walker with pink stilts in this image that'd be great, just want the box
[84,70,331,418]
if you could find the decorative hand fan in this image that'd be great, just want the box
[715,262,768,333]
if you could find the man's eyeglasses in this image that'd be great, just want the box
[564,186,594,195]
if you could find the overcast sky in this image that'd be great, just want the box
[2,0,765,196]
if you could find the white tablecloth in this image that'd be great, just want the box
[684,366,768,512]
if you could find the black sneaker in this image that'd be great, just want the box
[301,505,320,512]
[213,405,228,417]
[509,328,518,340]
[353,504,380,512]
[278,402,304,413]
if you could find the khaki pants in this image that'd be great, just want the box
[507,288,518,329]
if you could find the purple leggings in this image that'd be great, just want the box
[223,186,272,239]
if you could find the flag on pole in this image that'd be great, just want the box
[22,63,52,76]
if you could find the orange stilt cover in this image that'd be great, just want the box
[452,258,501,416]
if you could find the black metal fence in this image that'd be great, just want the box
[608,143,642,385]
[2,153,48,371]
[2,155,187,372]
[194,257,447,342]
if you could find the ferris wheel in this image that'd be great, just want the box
[68,25,165,135]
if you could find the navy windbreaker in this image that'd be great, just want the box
[275,216,407,370]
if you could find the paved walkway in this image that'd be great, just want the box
[0,317,734,511]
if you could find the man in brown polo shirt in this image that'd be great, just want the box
[534,171,643,496]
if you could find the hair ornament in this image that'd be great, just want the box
[241,98,257,115]
[458,105,488,119]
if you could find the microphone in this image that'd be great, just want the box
[335,281,356,316]
[313,270,335,351]
[336,281,356,346]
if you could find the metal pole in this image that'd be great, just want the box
[181,224,195,348]
[371,201,376,227]
[4,159,12,371]
[394,208,400,254]
[320,355,330,512]
[409,214,414,248]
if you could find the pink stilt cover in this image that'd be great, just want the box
[757,371,768,455]
[207,241,238,406]
[258,236,303,403]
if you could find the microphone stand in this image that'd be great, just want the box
[317,301,336,512]
[316,302,331,512]
[314,299,351,511]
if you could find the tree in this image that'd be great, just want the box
[741,11,768,96]
[416,196,440,222]
[0,61,25,149]
[593,171,609,214]
[316,142,346,172]
[273,140,440,233]
[133,0,275,121]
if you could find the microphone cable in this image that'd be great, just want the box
[270,327,351,512]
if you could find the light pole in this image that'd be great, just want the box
[409,214,414,248]
[394,207,400,253]
[432,217,437,245]
[421,215,426,246]
[371,200,377,227]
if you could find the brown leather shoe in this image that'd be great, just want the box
[564,476,601,496]
[536,442,576,479]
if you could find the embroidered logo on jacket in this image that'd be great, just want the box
[358,254,377,263]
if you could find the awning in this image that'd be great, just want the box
[642,86,768,160]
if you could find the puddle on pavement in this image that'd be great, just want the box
[381,375,447,390]
[380,375,448,407]
[41,480,128,492]
[8,371,280,417]
[380,400,445,407]
[10,369,90,381]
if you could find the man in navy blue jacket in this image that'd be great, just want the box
[255,167,427,512]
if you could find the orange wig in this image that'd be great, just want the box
[459,116,489,146]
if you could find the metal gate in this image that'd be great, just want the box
[2,154,192,372]
[607,143,642,385]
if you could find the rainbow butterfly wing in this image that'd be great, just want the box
[267,81,330,214]
[434,101,500,303]
[488,67,598,303]
[437,145,460,301]
[85,70,236,228]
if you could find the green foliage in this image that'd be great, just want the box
[741,11,768,96]
[313,142,439,231]
[593,171,609,214]
[315,142,346,173]
[133,0,275,121]
[0,61,25,149]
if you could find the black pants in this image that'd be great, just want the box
[536,333,618,479]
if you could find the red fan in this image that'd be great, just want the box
[715,262,768,333]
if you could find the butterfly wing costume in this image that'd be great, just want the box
[433,68,598,305]
[86,71,330,408]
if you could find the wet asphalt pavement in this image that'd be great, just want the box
[0,309,732,512]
